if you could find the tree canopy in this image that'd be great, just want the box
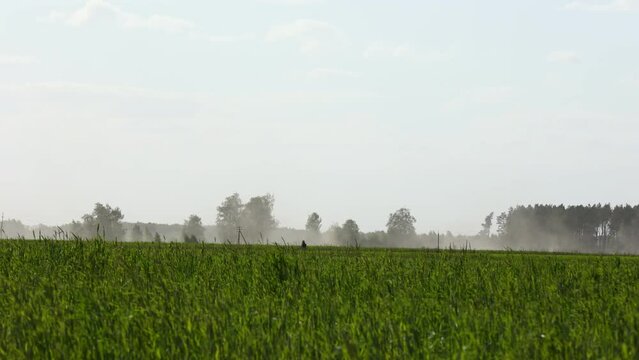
[215,193,277,243]
[496,204,639,252]
[241,194,277,242]
[216,193,243,242]
[386,208,416,240]
[71,203,124,240]
[305,212,322,234]
[340,219,360,247]
[479,212,494,237]
[183,215,205,243]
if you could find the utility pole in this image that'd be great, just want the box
[237,227,247,245]
[0,212,4,240]
[437,231,440,251]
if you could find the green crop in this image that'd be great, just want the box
[0,239,638,359]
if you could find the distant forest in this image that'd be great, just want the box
[496,204,639,252]
[2,199,639,253]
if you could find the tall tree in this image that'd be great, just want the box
[496,211,509,237]
[340,219,360,247]
[76,203,124,240]
[241,194,277,242]
[479,212,494,237]
[387,208,417,240]
[183,215,205,243]
[216,193,243,242]
[305,212,322,234]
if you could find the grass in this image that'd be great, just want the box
[0,239,638,358]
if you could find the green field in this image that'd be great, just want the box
[1,240,638,358]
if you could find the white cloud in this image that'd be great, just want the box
[265,19,344,54]
[307,68,359,79]
[46,1,259,45]
[471,86,514,104]
[564,0,639,12]
[14,81,210,102]
[621,72,639,86]
[362,42,450,62]
[3,81,379,107]
[46,0,195,33]
[0,55,36,65]
[547,50,581,64]
[364,43,416,59]
[209,34,256,43]
[136,15,195,33]
[444,86,514,111]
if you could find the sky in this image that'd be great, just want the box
[1,0,639,234]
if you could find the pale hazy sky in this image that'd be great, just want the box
[2,0,639,234]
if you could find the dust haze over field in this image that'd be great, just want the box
[3,200,639,255]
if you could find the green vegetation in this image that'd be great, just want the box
[1,240,638,358]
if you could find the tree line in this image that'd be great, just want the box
[3,199,639,252]
[494,204,639,252]
[25,194,420,246]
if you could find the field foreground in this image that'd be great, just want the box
[1,240,638,358]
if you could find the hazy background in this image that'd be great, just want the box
[1,0,638,234]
